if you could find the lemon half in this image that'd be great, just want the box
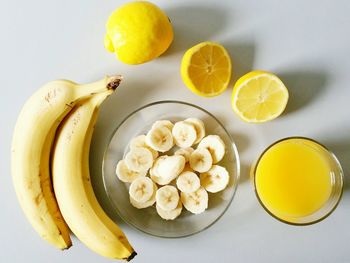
[181,42,232,97]
[231,71,289,123]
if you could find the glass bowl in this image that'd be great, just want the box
[102,101,240,237]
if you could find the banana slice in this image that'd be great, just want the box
[185,118,205,144]
[156,200,182,220]
[152,120,174,131]
[198,135,226,163]
[129,177,155,203]
[189,148,213,173]
[176,171,200,193]
[116,160,147,183]
[156,185,180,211]
[174,147,194,163]
[150,155,185,185]
[129,135,158,159]
[149,155,166,179]
[146,126,174,152]
[181,187,208,214]
[200,165,229,193]
[172,121,197,148]
[125,147,153,172]
[130,182,157,209]
[182,163,195,173]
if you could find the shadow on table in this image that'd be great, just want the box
[278,70,328,115]
[325,138,350,191]
[231,131,250,154]
[223,41,256,85]
[239,162,252,184]
[165,5,228,56]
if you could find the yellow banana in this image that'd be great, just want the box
[52,91,136,260]
[11,75,122,249]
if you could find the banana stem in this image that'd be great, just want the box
[126,251,137,261]
[106,75,123,90]
[75,75,122,98]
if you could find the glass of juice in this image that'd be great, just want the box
[252,137,343,225]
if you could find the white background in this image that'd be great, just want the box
[1,0,350,262]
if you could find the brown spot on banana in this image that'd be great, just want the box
[82,176,90,182]
[44,88,58,105]
[27,180,34,189]
[34,193,44,205]
[65,103,73,109]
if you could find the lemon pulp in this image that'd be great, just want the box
[181,42,232,97]
[231,71,288,123]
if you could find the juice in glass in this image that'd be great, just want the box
[254,137,343,225]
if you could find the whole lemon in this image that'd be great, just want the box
[104,1,174,65]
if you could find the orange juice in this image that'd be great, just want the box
[255,138,333,222]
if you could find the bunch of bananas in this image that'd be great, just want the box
[11,75,136,260]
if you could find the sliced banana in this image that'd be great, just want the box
[119,118,230,218]
[198,135,226,164]
[146,126,174,152]
[129,134,159,159]
[156,200,182,220]
[125,147,153,172]
[115,160,147,183]
[172,121,197,148]
[129,177,155,203]
[152,120,174,131]
[182,163,195,173]
[189,148,213,173]
[157,155,185,182]
[181,187,208,214]
[130,182,157,209]
[185,118,205,144]
[176,171,200,193]
[149,155,166,179]
[174,147,194,163]
[156,185,180,211]
[150,155,185,185]
[200,165,229,193]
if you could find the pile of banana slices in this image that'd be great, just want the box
[116,118,230,220]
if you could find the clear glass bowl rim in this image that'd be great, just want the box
[102,100,241,238]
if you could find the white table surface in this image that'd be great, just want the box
[1,0,350,262]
